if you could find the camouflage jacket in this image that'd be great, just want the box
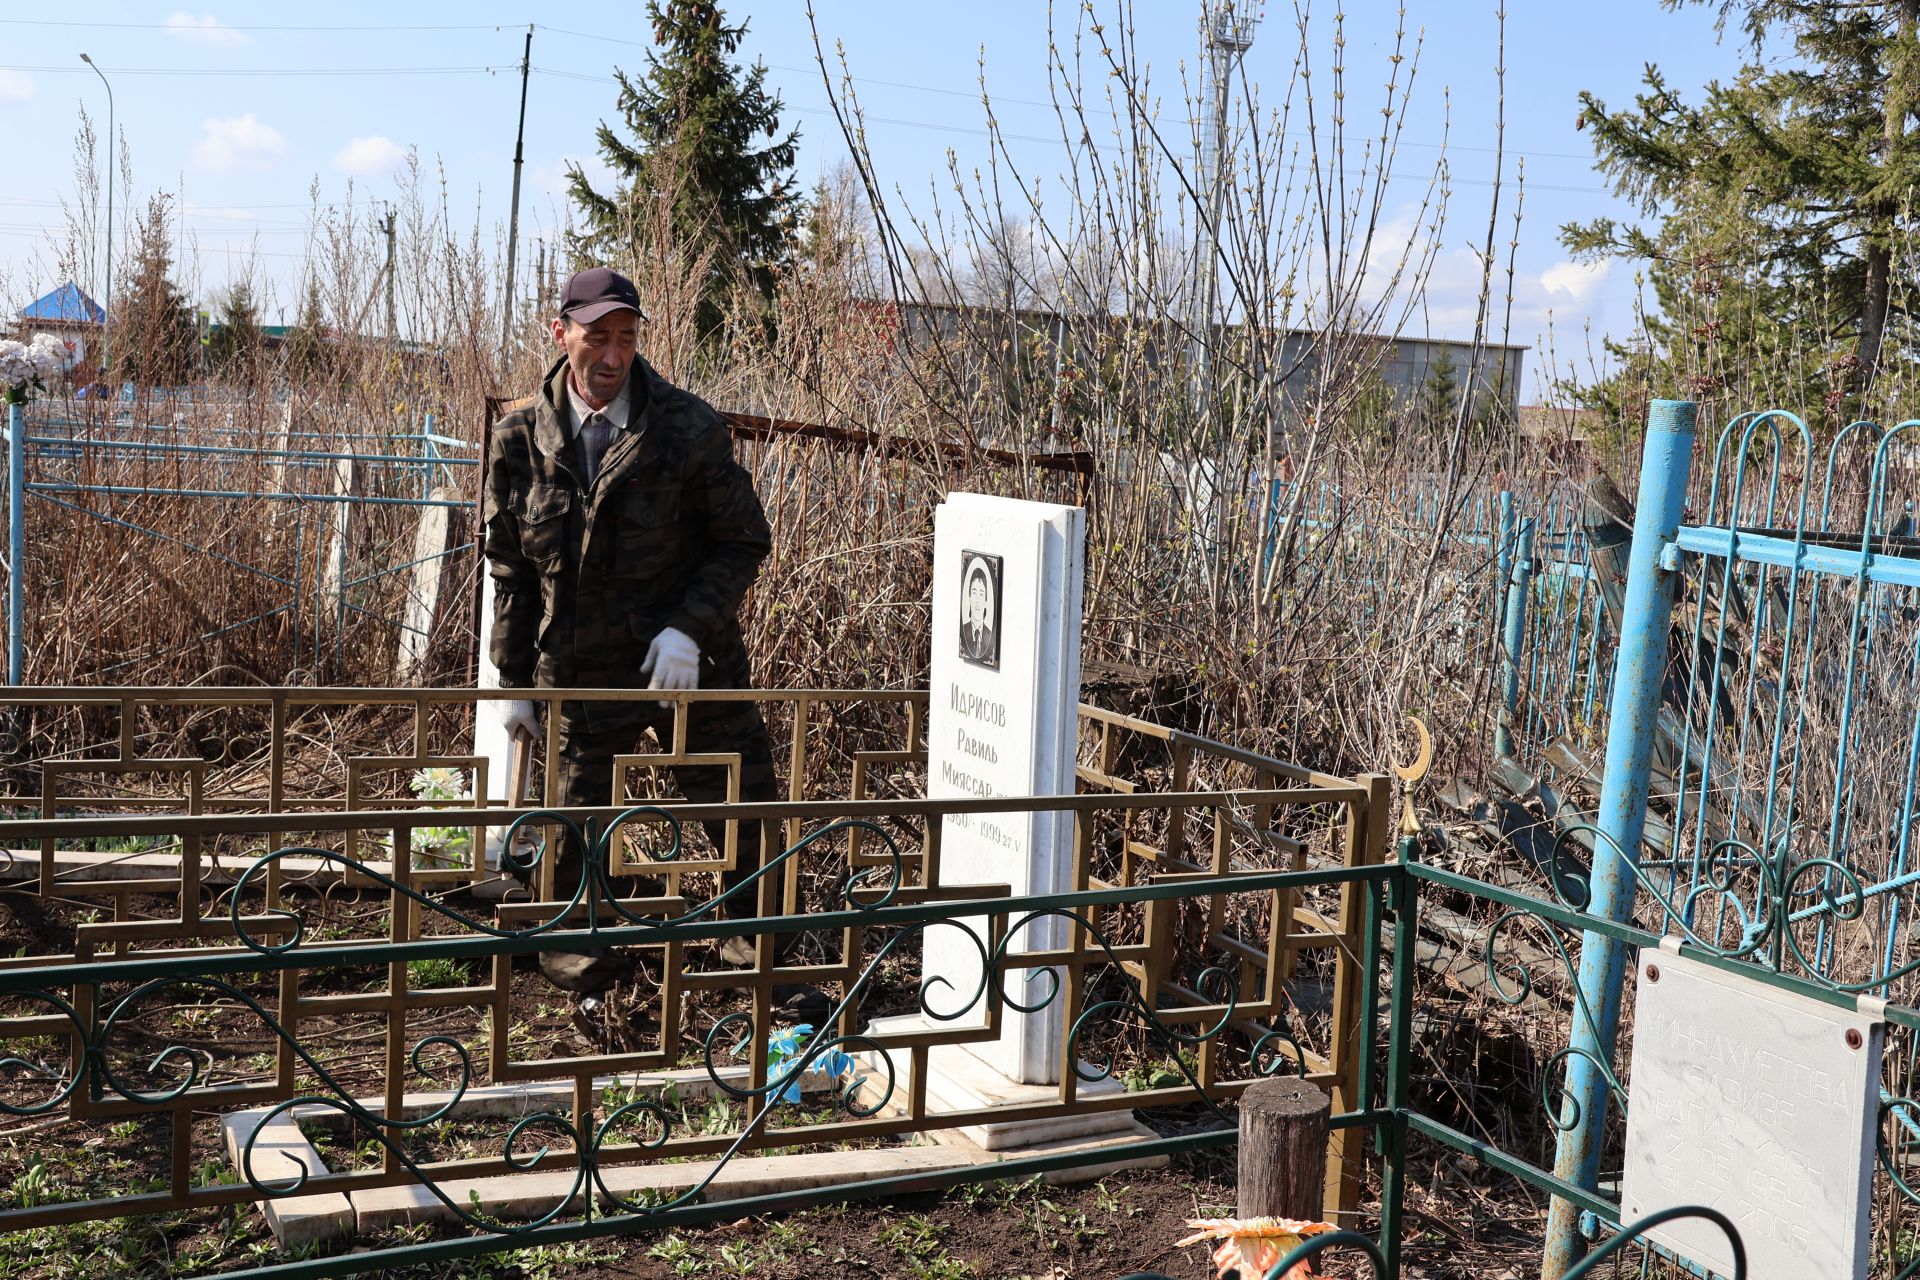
[482,356,771,690]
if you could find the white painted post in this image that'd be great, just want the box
[396,487,454,682]
[474,561,515,873]
[265,399,294,549]
[317,455,356,628]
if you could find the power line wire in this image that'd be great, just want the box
[527,67,1608,191]
[526,24,1598,163]
[0,18,1599,166]
[3,63,503,77]
[0,19,506,32]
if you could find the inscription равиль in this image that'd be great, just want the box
[941,680,1018,850]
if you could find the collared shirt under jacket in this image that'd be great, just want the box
[482,356,772,691]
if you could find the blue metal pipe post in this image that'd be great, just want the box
[6,400,22,685]
[1495,489,1514,587]
[1494,516,1534,762]
[1540,400,1697,1279]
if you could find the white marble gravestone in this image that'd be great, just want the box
[922,492,1086,1085]
[1620,946,1883,1280]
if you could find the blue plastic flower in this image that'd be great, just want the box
[752,1024,860,1104]
[768,1023,811,1060]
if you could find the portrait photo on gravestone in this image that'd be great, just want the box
[959,549,1002,670]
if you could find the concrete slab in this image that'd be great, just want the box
[1022,1122,1172,1185]
[352,1144,989,1233]
[859,1013,1139,1150]
[0,848,361,886]
[220,1109,355,1248]
[230,1054,1168,1243]
[289,1064,846,1132]
[0,850,525,892]
[350,1127,1170,1230]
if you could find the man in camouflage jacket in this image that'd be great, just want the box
[483,267,779,999]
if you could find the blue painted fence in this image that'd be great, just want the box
[2,397,478,684]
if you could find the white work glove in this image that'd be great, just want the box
[641,626,701,706]
[501,698,541,742]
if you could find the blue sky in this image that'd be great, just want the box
[0,2,1735,398]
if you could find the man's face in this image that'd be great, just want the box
[552,311,639,403]
[967,577,988,626]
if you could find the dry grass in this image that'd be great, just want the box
[3,1,1557,809]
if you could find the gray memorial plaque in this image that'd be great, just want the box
[1620,946,1884,1280]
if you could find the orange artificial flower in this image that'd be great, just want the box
[1176,1215,1337,1280]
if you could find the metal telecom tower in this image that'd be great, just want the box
[1192,1,1260,402]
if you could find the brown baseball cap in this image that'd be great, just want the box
[558,266,647,323]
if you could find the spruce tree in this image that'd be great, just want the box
[117,196,197,387]
[567,0,800,339]
[1418,349,1460,436]
[206,280,263,380]
[1562,2,1920,419]
[284,278,330,379]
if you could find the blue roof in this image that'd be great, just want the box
[18,281,104,325]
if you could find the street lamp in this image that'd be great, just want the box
[79,53,113,380]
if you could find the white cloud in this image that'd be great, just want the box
[192,114,286,175]
[1541,259,1609,304]
[334,135,407,175]
[1324,203,1619,396]
[0,69,34,103]
[164,12,252,48]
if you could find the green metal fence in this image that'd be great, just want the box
[0,686,1388,1276]
[0,811,1901,1277]
[0,680,1911,1278]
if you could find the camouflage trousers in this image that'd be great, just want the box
[547,694,780,916]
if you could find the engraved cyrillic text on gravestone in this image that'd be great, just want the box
[1620,949,1884,1280]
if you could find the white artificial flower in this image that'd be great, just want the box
[28,333,68,375]
[410,767,471,802]
[0,334,66,400]
[0,339,37,387]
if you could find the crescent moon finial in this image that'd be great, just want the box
[1393,714,1433,783]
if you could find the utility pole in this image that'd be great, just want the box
[1190,1,1259,407]
[501,26,534,361]
[382,204,398,342]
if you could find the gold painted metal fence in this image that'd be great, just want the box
[0,687,1386,1273]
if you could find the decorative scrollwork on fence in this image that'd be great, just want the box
[230,808,910,956]
[1481,906,1628,1130]
[1538,821,1902,991]
[1872,1094,1920,1255]
[1,810,1303,1235]
[1564,1207,1748,1280]
[0,987,88,1116]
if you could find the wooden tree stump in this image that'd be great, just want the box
[1237,1077,1331,1221]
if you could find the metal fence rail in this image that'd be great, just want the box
[5,761,1916,1277]
[1512,402,1920,1276]
[0,685,1386,1275]
[1231,403,1920,1279]
[3,399,480,685]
